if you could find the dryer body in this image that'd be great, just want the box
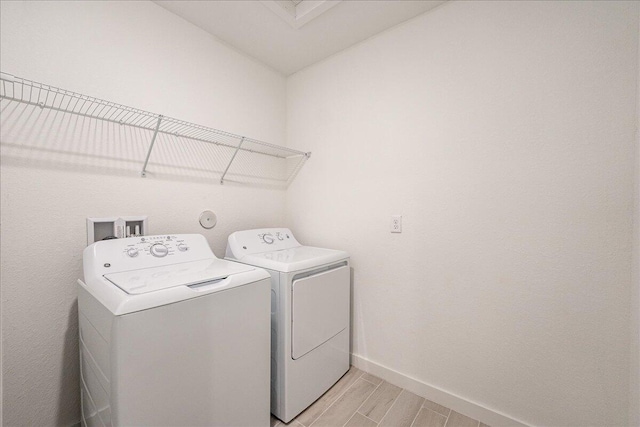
[226,228,351,423]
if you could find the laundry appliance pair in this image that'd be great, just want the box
[78,228,349,426]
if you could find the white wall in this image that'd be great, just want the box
[0,1,286,426]
[3,2,639,426]
[632,6,640,425]
[286,1,639,426]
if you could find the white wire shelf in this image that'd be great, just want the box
[0,72,310,185]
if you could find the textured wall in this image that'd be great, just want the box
[2,1,639,426]
[0,1,286,425]
[631,7,640,425]
[286,1,639,426]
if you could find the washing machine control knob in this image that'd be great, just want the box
[126,248,139,258]
[150,243,169,257]
[263,234,274,244]
[177,243,189,252]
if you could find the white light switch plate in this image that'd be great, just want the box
[391,215,402,233]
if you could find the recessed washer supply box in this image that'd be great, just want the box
[87,216,148,246]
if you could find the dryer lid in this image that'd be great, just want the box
[104,258,255,295]
[236,246,348,272]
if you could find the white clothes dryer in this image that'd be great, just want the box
[225,228,350,423]
[78,234,271,427]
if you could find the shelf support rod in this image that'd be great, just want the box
[141,115,163,177]
[220,137,245,184]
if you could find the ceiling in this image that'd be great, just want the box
[153,0,446,75]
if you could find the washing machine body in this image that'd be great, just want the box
[226,228,350,423]
[78,234,271,427]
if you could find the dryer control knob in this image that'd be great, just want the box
[177,243,189,252]
[150,243,169,257]
[263,235,274,244]
[126,248,139,258]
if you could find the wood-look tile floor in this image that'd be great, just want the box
[271,367,490,427]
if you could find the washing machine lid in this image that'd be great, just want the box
[237,246,348,272]
[104,258,255,295]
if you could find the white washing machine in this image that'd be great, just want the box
[225,228,350,423]
[78,234,271,427]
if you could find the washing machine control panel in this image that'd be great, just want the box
[85,234,216,277]
[121,235,192,258]
[227,228,301,256]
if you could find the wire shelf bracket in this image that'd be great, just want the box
[220,137,244,184]
[141,115,163,178]
[0,72,311,186]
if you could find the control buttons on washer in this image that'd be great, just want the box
[276,232,284,241]
[263,234,274,244]
[126,248,139,258]
[177,243,189,252]
[150,243,169,257]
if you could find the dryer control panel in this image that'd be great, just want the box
[226,228,301,257]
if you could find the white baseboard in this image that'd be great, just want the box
[351,354,530,427]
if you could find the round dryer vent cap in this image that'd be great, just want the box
[199,210,217,229]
